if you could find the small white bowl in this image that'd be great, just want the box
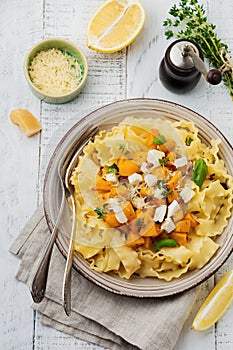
[24,38,88,104]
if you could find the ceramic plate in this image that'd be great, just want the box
[43,99,233,297]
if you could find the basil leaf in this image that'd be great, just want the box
[192,158,208,188]
[153,135,166,145]
[154,238,178,252]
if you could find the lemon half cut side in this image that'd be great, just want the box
[86,0,146,53]
[192,269,233,331]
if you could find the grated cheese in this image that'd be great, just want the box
[28,48,84,96]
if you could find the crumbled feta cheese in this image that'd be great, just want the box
[180,186,195,203]
[167,200,180,218]
[105,173,117,182]
[112,205,122,214]
[144,174,157,187]
[140,162,150,174]
[154,205,167,223]
[161,217,176,233]
[115,209,128,224]
[109,200,128,223]
[147,149,165,168]
[154,188,164,199]
[174,156,188,168]
[109,199,121,213]
[108,198,118,204]
[132,197,145,209]
[128,173,142,185]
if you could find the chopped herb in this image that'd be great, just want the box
[157,180,172,198]
[94,206,106,219]
[79,64,85,73]
[192,158,208,188]
[162,189,173,199]
[167,190,173,198]
[157,180,167,190]
[159,157,170,166]
[135,218,146,228]
[185,137,193,146]
[119,143,130,155]
[107,163,119,174]
[163,0,233,99]
[153,135,166,145]
[154,238,179,252]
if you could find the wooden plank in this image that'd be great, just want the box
[0,0,44,349]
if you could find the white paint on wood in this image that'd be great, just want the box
[1,0,232,349]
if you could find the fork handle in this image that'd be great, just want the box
[30,231,57,303]
[29,194,65,303]
[63,246,73,316]
[62,195,76,316]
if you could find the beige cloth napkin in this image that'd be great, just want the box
[10,205,199,350]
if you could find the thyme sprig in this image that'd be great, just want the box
[163,0,233,99]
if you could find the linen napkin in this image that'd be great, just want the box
[10,204,199,350]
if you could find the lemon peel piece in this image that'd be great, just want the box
[192,270,233,331]
[10,109,42,137]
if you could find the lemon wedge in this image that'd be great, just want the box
[86,0,145,53]
[192,270,233,331]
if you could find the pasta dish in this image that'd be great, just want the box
[70,117,233,281]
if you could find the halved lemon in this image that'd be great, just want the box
[86,0,146,53]
[192,270,233,331]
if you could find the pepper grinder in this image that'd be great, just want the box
[159,39,222,94]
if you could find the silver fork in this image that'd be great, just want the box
[62,122,115,315]
[62,147,80,316]
[29,125,98,304]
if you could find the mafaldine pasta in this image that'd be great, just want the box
[70,117,233,281]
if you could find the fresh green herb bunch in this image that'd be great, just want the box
[163,0,233,99]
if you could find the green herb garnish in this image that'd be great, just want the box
[159,157,170,166]
[157,180,172,198]
[192,158,208,188]
[119,143,130,155]
[153,135,166,145]
[94,206,106,219]
[157,180,167,190]
[119,144,125,151]
[80,64,85,73]
[185,137,193,146]
[135,218,146,228]
[163,0,233,99]
[154,238,179,252]
[107,163,119,174]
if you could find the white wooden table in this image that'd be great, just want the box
[1,0,232,349]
